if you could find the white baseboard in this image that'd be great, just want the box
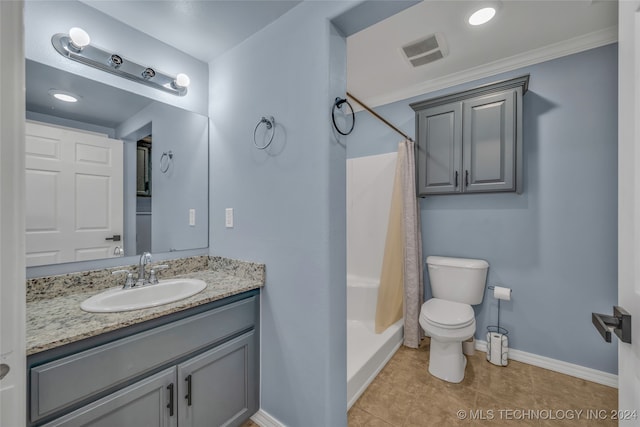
[251,409,286,427]
[475,339,618,389]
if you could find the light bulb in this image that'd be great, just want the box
[49,89,79,103]
[468,7,496,26]
[69,27,90,50]
[174,73,191,88]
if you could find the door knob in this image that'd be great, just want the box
[592,306,631,344]
[105,234,121,242]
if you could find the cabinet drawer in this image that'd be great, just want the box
[31,296,256,422]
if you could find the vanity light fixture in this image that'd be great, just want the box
[68,27,90,52]
[52,27,190,96]
[173,73,191,89]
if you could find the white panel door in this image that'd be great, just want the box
[25,121,124,266]
[618,1,640,422]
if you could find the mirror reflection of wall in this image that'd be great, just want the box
[136,135,152,254]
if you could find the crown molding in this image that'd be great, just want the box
[354,26,618,110]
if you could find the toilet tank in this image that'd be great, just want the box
[426,256,489,305]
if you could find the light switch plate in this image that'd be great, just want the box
[189,209,196,226]
[225,208,233,228]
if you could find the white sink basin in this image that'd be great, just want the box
[80,278,207,313]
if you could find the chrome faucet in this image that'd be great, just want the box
[137,252,152,286]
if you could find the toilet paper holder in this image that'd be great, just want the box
[487,285,510,336]
[487,285,511,366]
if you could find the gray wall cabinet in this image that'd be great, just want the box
[29,291,259,427]
[411,75,528,196]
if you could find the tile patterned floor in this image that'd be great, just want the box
[241,338,618,426]
[348,339,618,426]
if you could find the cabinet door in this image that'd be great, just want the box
[178,331,257,427]
[462,89,517,193]
[416,102,462,195]
[43,368,177,427]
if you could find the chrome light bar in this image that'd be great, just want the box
[51,32,189,97]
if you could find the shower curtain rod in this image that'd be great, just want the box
[347,91,414,142]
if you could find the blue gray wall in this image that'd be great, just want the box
[208,3,353,425]
[346,44,618,374]
[116,103,209,255]
[208,3,427,423]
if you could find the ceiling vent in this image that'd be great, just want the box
[401,33,448,68]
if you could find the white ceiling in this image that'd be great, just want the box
[347,0,618,108]
[80,0,301,63]
[75,0,617,109]
[26,60,155,128]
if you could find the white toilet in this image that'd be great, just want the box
[419,256,489,383]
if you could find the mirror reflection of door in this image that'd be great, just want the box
[136,135,152,254]
[25,121,124,266]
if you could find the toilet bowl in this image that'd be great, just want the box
[420,298,476,382]
[420,256,488,383]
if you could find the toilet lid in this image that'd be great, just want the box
[421,298,474,328]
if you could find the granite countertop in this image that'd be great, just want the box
[27,262,264,356]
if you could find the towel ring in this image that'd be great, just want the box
[332,97,355,136]
[253,116,276,150]
[160,150,173,173]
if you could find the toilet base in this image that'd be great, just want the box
[428,338,467,383]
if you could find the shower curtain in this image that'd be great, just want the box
[374,139,424,348]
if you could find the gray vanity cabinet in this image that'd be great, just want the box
[178,332,256,427]
[411,75,528,196]
[29,291,259,427]
[42,368,176,427]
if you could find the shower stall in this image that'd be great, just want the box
[346,152,404,408]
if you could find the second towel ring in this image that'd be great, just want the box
[160,150,173,173]
[253,116,276,150]
[332,97,355,136]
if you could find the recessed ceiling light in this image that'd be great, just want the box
[468,7,497,26]
[48,89,79,103]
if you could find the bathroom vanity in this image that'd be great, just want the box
[26,257,263,427]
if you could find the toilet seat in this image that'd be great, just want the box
[420,298,474,329]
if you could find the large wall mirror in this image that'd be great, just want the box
[25,59,209,268]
